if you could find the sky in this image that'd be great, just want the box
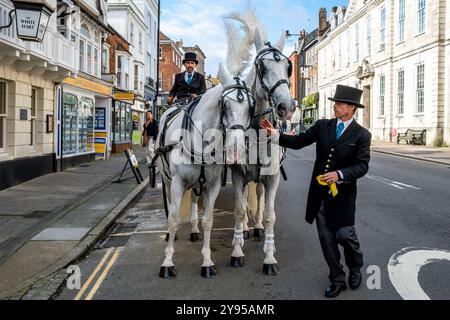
[160,0,349,76]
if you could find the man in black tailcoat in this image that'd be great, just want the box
[261,85,371,298]
[166,52,207,105]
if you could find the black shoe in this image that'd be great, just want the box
[349,271,362,290]
[324,283,347,298]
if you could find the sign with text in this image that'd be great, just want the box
[114,92,135,105]
[95,108,106,130]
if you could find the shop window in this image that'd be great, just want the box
[0,81,6,152]
[113,102,132,143]
[62,93,94,155]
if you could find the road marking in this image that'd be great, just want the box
[74,247,114,300]
[365,174,422,190]
[388,247,450,300]
[85,247,122,300]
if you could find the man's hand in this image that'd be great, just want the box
[190,94,198,99]
[260,118,278,136]
[167,96,174,105]
[321,172,339,184]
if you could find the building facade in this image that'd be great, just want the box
[318,0,450,146]
[159,31,183,108]
[0,0,78,190]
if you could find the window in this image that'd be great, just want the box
[94,47,99,77]
[158,73,163,91]
[418,0,426,34]
[397,69,405,115]
[380,7,386,51]
[30,88,37,146]
[101,47,109,73]
[399,0,405,42]
[124,57,129,89]
[79,39,85,72]
[379,74,385,116]
[87,43,92,75]
[0,81,6,152]
[80,24,90,38]
[354,24,359,62]
[416,64,425,113]
[130,22,134,43]
[146,53,151,79]
[159,47,162,59]
[139,32,143,52]
[117,56,122,88]
[134,64,139,91]
[366,15,372,55]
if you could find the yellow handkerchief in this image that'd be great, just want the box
[316,175,338,197]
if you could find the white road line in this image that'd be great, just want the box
[365,174,421,190]
[388,247,450,300]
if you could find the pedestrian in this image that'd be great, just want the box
[260,85,371,298]
[166,52,207,106]
[142,111,158,164]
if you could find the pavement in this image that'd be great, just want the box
[371,140,450,166]
[0,148,149,299]
[1,139,449,300]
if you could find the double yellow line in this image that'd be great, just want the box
[74,247,122,300]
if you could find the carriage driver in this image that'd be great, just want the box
[166,52,207,106]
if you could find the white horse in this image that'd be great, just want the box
[229,28,295,275]
[157,64,254,278]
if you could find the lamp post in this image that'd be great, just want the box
[0,0,54,42]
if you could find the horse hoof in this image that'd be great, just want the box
[159,266,177,278]
[201,265,217,278]
[230,256,245,268]
[165,233,179,242]
[253,228,265,239]
[263,263,279,276]
[243,231,250,240]
[190,233,201,242]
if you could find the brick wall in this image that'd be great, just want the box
[160,43,181,93]
[106,34,130,74]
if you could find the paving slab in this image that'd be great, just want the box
[31,228,91,241]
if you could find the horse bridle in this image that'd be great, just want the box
[254,42,292,108]
[219,77,256,133]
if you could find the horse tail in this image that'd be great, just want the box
[180,189,192,222]
[247,182,258,220]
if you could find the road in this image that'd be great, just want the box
[56,146,450,300]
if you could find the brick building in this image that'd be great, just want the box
[159,32,183,105]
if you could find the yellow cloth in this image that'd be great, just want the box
[316,175,338,197]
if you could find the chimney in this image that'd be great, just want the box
[319,8,327,36]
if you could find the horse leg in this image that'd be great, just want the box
[200,179,221,278]
[262,174,280,275]
[231,171,246,267]
[242,185,250,240]
[160,178,184,278]
[190,193,201,242]
[163,179,178,242]
[254,182,265,239]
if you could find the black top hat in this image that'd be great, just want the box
[328,85,364,108]
[182,52,199,64]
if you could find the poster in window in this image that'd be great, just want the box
[95,107,106,130]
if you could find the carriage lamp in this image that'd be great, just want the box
[0,0,54,42]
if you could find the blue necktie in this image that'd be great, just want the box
[187,73,192,84]
[336,122,345,140]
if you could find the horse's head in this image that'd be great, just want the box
[218,64,254,165]
[249,28,295,120]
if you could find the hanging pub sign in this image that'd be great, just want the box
[13,1,54,42]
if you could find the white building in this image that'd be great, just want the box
[108,0,148,135]
[0,0,79,189]
[318,0,450,146]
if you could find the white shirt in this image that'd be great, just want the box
[184,70,196,83]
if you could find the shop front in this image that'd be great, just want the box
[56,77,113,169]
[112,92,134,154]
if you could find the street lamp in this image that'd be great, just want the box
[0,0,54,42]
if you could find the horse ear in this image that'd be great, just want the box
[276,30,286,51]
[254,28,265,51]
[218,63,232,85]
